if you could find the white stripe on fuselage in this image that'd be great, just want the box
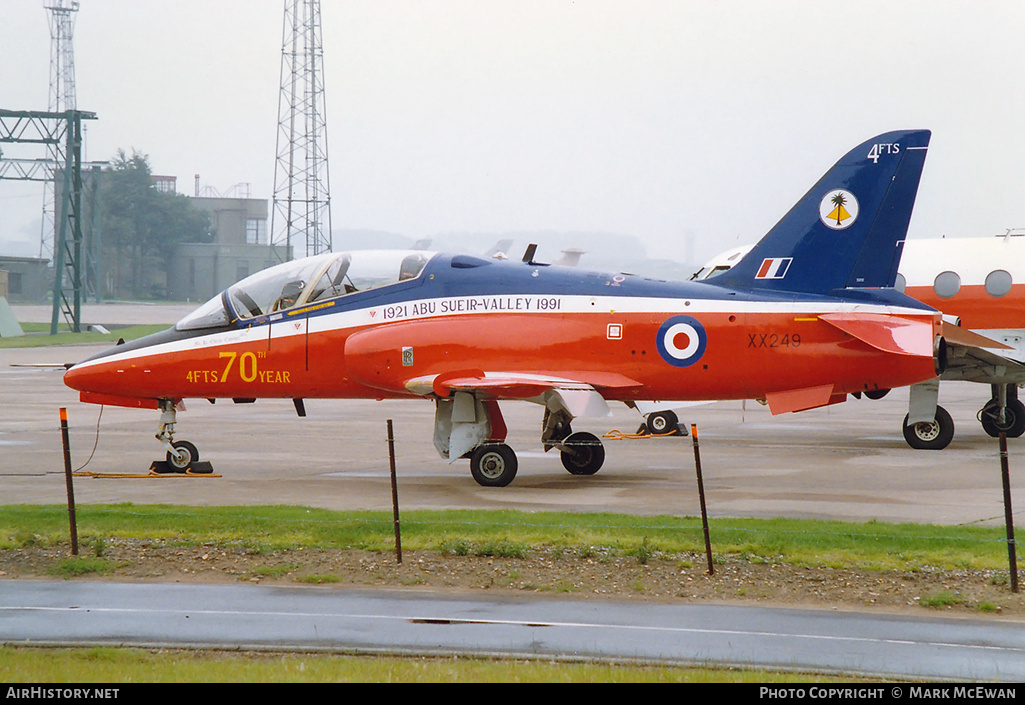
[69,293,932,371]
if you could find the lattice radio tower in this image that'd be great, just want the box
[270,0,333,260]
[40,0,80,262]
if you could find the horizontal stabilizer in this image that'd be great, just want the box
[764,384,846,415]
[819,313,933,356]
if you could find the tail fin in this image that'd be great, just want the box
[708,130,930,296]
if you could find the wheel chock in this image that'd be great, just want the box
[149,460,216,475]
[74,461,220,478]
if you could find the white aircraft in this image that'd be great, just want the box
[689,232,1025,449]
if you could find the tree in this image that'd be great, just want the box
[100,149,211,298]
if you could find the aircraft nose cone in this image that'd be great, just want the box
[62,362,89,392]
[63,357,111,394]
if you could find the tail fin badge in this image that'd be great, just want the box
[819,189,859,230]
[755,257,793,280]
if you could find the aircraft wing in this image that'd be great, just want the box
[940,324,1025,385]
[405,370,643,418]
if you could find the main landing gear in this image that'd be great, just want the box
[851,380,957,450]
[469,444,518,487]
[466,432,608,488]
[902,405,954,450]
[542,408,606,478]
[461,407,608,487]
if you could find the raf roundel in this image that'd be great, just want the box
[656,315,707,368]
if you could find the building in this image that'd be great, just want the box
[163,181,289,302]
[169,242,288,303]
[0,255,51,302]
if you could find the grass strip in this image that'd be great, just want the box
[0,503,1014,572]
[0,324,167,349]
[0,646,872,683]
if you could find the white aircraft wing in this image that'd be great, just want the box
[940,322,1025,384]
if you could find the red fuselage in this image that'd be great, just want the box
[64,255,942,415]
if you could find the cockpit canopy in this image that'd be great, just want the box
[176,250,435,331]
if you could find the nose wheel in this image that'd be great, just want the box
[151,400,212,474]
[166,440,200,470]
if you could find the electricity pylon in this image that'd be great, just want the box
[270,0,333,260]
[40,0,80,263]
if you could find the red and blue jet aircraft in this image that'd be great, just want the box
[65,130,945,486]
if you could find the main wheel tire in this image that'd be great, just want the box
[1006,399,1025,438]
[902,406,954,450]
[166,440,199,470]
[560,431,605,475]
[645,410,679,435]
[980,399,1025,438]
[469,444,518,487]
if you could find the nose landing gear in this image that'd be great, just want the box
[166,440,200,470]
[151,400,213,474]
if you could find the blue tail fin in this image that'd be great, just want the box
[707,130,930,296]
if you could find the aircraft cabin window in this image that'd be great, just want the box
[226,251,437,319]
[308,254,353,302]
[985,269,1013,297]
[399,253,430,279]
[175,293,230,331]
[688,265,730,281]
[894,273,907,292]
[228,253,337,318]
[274,280,306,311]
[933,270,961,299]
[344,251,432,291]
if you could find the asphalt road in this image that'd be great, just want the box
[3,580,1024,682]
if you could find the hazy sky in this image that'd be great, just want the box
[1,0,1023,266]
